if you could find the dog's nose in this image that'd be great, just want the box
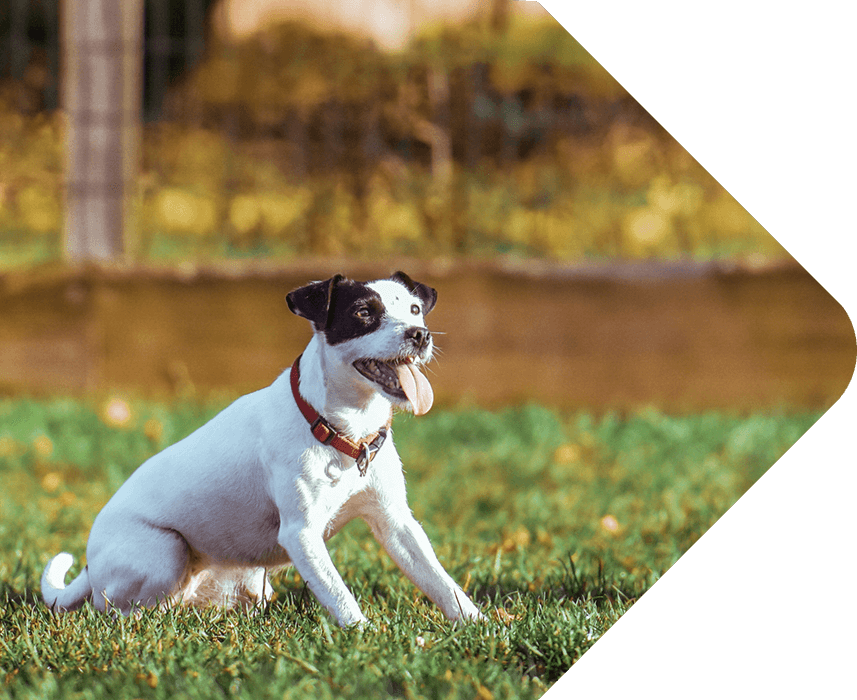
[405,326,431,352]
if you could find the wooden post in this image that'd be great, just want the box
[62,0,143,262]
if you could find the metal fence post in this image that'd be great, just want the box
[61,0,143,262]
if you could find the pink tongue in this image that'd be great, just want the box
[396,362,434,415]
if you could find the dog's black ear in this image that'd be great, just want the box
[286,274,344,329]
[391,271,437,315]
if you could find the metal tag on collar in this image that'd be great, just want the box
[356,427,388,476]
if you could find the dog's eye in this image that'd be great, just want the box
[355,307,371,319]
[410,304,420,315]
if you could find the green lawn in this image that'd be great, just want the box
[0,397,821,699]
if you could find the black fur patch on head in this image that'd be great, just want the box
[390,271,437,315]
[323,279,385,346]
[286,275,385,346]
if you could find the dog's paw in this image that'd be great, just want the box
[450,590,487,624]
[336,612,369,629]
[458,609,489,625]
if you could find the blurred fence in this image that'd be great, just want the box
[0,0,209,118]
[1,1,784,267]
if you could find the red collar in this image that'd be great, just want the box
[290,354,391,476]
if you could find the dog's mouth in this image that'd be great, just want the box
[353,357,434,415]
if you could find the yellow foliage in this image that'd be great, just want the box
[154,188,218,237]
[307,184,361,255]
[671,182,704,218]
[648,175,703,218]
[378,200,423,247]
[504,207,535,246]
[17,184,61,234]
[257,190,312,238]
[475,683,494,700]
[464,183,508,241]
[144,418,163,444]
[41,472,62,492]
[228,189,313,244]
[701,193,758,238]
[501,204,579,258]
[612,131,660,188]
[33,434,54,458]
[622,206,674,256]
[228,194,262,237]
[0,17,786,266]
[0,180,9,225]
[366,180,425,251]
[0,436,21,457]
[536,208,580,258]
[329,187,359,244]
[553,443,581,465]
[571,199,619,249]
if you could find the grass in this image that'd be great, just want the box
[0,396,821,699]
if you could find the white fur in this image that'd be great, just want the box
[41,279,482,627]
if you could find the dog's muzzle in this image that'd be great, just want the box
[352,330,434,416]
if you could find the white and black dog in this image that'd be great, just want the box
[41,271,483,627]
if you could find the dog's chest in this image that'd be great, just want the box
[298,446,373,525]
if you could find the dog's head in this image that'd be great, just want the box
[286,271,437,415]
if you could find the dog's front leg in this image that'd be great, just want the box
[278,525,367,627]
[366,510,484,622]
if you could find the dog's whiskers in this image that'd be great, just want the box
[426,349,443,373]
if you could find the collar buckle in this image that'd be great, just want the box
[310,415,336,445]
[356,427,388,476]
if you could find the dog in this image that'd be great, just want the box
[41,271,483,627]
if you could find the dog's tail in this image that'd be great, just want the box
[41,552,91,612]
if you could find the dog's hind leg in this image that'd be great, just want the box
[86,525,190,615]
